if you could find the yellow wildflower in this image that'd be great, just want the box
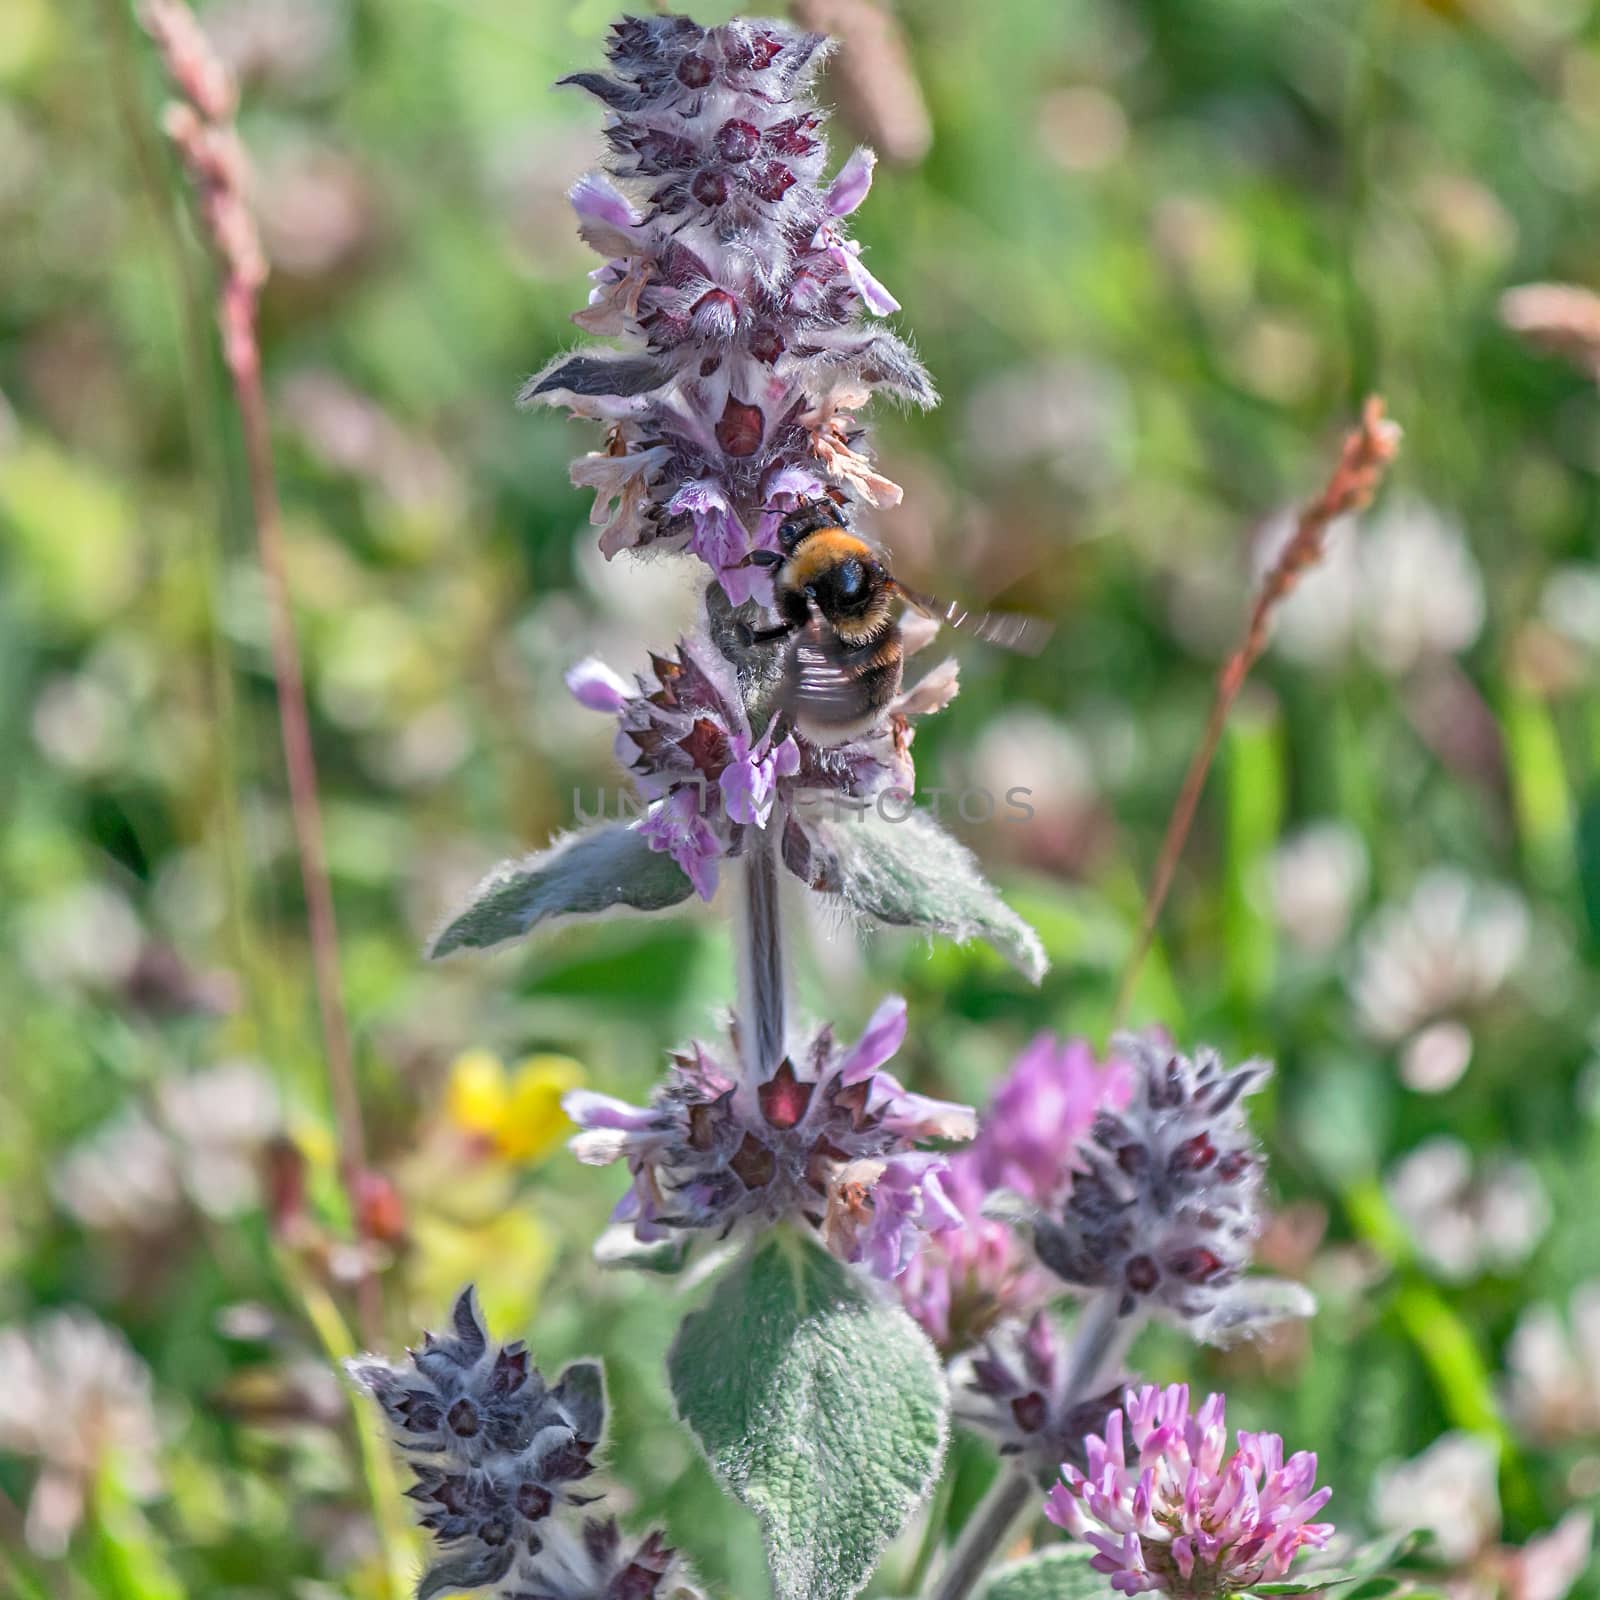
[445,1050,584,1163]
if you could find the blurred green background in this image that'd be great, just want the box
[3,0,1600,1595]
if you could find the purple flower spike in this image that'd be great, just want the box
[1044,1384,1334,1600]
[1010,1033,1314,1344]
[570,635,953,901]
[950,1312,1123,1480]
[562,1003,975,1278]
[349,1289,698,1600]
[974,1033,1132,1205]
[524,14,935,597]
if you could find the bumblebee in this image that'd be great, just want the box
[740,499,1048,742]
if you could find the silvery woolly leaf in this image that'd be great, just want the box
[416,1545,514,1600]
[785,807,1047,984]
[668,1228,948,1600]
[519,350,673,404]
[428,823,693,958]
[1189,1276,1318,1348]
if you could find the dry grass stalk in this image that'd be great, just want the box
[139,0,379,1339]
[791,0,932,165]
[1113,397,1403,1026]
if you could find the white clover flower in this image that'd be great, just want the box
[1351,868,1529,1088]
[1385,1136,1549,1283]
[1355,495,1486,675]
[1371,1431,1502,1566]
[1267,821,1369,956]
[1503,1283,1600,1447]
[0,1311,161,1556]
[1256,508,1360,666]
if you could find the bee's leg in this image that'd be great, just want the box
[738,620,796,647]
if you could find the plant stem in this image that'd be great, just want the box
[99,0,259,1030]
[737,824,788,1076]
[138,0,382,1344]
[1111,398,1400,1030]
[232,352,380,1345]
[1056,1290,1128,1401]
[928,1293,1130,1600]
[928,1469,1035,1600]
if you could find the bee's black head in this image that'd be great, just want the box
[810,554,884,622]
[777,497,848,554]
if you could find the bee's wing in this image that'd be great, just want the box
[888,580,1053,655]
[784,617,867,726]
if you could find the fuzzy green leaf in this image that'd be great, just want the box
[668,1228,948,1600]
[427,823,693,957]
[978,1546,1113,1600]
[787,808,1047,983]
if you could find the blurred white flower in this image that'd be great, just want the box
[53,1062,281,1232]
[256,145,376,281]
[1372,1432,1591,1600]
[21,882,143,993]
[1356,495,1486,675]
[1503,1283,1600,1447]
[1399,1018,1477,1095]
[1372,1431,1502,1565]
[958,706,1105,871]
[1540,564,1600,654]
[0,1311,161,1556]
[1267,821,1368,955]
[31,672,127,775]
[1351,868,1529,1088]
[51,1111,184,1235]
[963,359,1133,495]
[1259,495,1485,676]
[156,1061,283,1219]
[201,0,346,93]
[1385,1136,1549,1282]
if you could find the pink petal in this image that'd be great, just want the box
[839,995,908,1083]
[826,146,877,216]
[565,656,632,712]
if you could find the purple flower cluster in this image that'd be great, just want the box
[950,1311,1123,1478]
[564,996,975,1278]
[524,14,933,597]
[1045,1384,1334,1599]
[568,632,956,901]
[348,1288,695,1600]
[898,1034,1129,1353]
[1003,1034,1301,1343]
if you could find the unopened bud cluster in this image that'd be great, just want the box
[349,1289,696,1600]
[950,1312,1123,1481]
[1003,1035,1305,1343]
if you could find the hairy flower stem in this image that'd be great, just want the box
[928,1470,1036,1600]
[929,1293,1132,1600]
[738,827,789,1076]
[1112,397,1401,1029]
